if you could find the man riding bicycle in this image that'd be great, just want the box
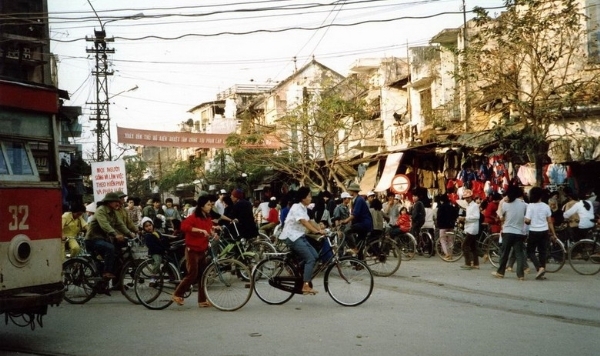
[85,192,137,279]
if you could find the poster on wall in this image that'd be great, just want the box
[91,160,127,202]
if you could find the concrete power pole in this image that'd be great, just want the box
[86,30,114,161]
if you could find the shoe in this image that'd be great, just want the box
[524,268,530,274]
[302,283,318,295]
[102,272,116,279]
[460,265,473,270]
[535,267,546,280]
[171,295,185,306]
[506,267,513,272]
[491,272,504,279]
[518,277,525,281]
[482,254,490,263]
[471,265,480,269]
[198,301,212,308]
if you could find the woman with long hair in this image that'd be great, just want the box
[278,187,326,295]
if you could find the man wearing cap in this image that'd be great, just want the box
[86,192,138,279]
[214,189,228,215]
[458,189,480,269]
[342,183,373,255]
[115,191,139,236]
[366,191,376,207]
[333,192,352,228]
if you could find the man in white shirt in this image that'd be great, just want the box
[214,189,227,215]
[458,189,480,269]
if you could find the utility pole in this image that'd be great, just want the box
[462,0,470,132]
[86,30,114,161]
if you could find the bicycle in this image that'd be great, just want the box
[338,228,401,277]
[252,230,374,306]
[388,227,417,261]
[435,228,464,262]
[438,225,498,263]
[62,237,143,304]
[416,228,435,257]
[216,224,277,280]
[486,232,567,273]
[134,235,252,311]
[568,226,600,275]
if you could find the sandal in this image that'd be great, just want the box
[171,295,185,306]
[198,301,212,308]
[302,283,318,295]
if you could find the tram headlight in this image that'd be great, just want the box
[8,234,32,267]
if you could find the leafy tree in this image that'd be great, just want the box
[158,157,204,194]
[124,155,150,199]
[227,76,374,192]
[461,0,600,185]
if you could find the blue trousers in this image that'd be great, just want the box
[285,236,318,283]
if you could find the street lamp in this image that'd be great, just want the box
[109,85,138,100]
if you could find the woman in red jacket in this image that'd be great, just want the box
[172,195,218,308]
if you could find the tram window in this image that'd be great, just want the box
[0,150,8,174]
[6,142,34,175]
[0,141,39,181]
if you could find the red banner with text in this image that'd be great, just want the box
[117,126,281,149]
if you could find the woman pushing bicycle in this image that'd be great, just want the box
[171,195,219,307]
[278,186,327,295]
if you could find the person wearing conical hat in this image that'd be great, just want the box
[85,192,138,279]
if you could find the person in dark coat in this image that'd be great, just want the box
[228,189,259,239]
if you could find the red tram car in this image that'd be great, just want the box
[0,79,65,328]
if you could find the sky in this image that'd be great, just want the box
[47,0,506,159]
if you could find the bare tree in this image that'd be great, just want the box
[227,76,378,191]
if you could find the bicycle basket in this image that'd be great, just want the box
[131,244,149,259]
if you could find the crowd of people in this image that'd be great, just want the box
[60,182,600,305]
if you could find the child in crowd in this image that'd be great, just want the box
[259,200,280,236]
[397,207,412,234]
[141,217,169,273]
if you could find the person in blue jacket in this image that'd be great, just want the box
[341,183,373,256]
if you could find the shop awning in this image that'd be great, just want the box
[374,152,404,192]
[359,164,378,193]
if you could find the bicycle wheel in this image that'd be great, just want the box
[485,233,502,268]
[203,258,252,311]
[252,257,296,305]
[395,233,416,261]
[119,259,140,304]
[363,237,401,277]
[418,230,434,257]
[544,239,566,273]
[62,258,97,304]
[325,257,373,306]
[435,234,463,262]
[248,240,277,264]
[568,240,600,275]
[134,259,180,310]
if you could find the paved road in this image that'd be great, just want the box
[2,257,599,356]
